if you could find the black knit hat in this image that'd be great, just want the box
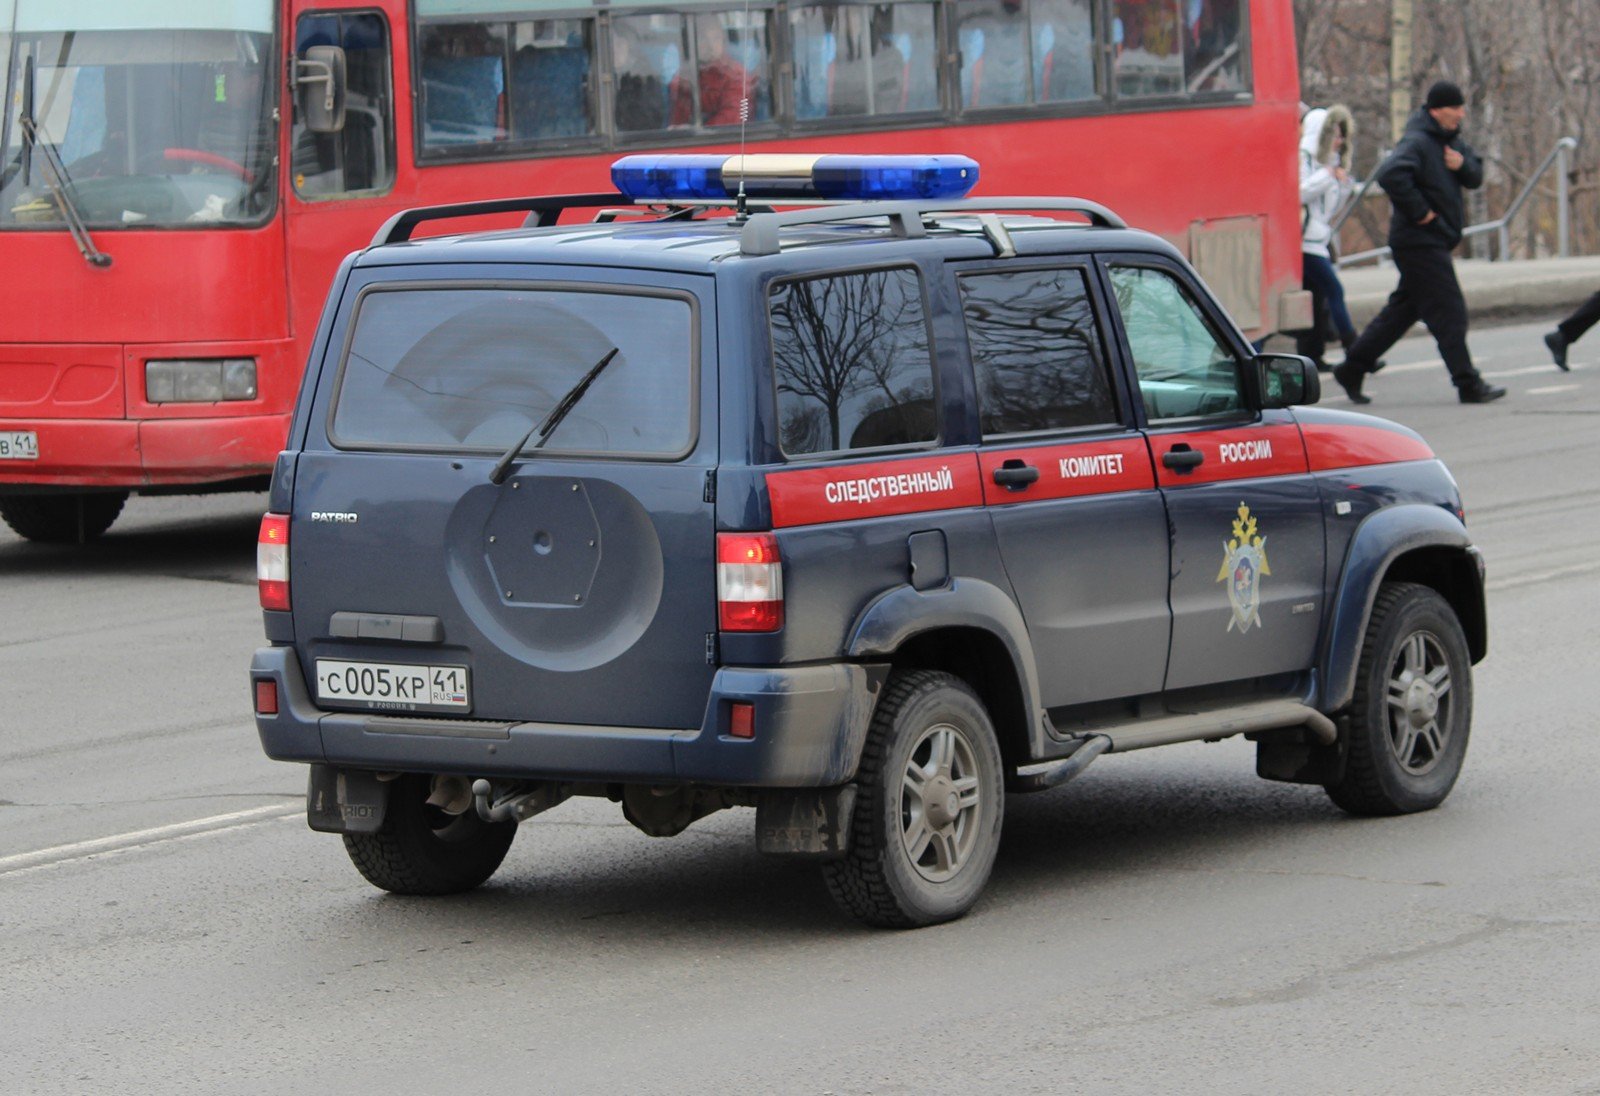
[1425,80,1465,109]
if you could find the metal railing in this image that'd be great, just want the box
[1333,136,1578,268]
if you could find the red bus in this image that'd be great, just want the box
[0,0,1302,541]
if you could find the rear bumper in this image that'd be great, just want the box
[0,414,288,488]
[250,646,887,787]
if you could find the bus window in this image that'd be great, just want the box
[508,20,594,140]
[292,12,395,199]
[1184,0,1244,93]
[418,22,506,146]
[667,12,774,130]
[611,15,675,134]
[958,0,1031,109]
[791,3,936,120]
[1111,0,1183,98]
[1033,0,1096,103]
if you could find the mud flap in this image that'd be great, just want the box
[755,785,858,859]
[1255,725,1346,786]
[306,764,389,834]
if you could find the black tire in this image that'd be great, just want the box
[823,670,1005,928]
[0,492,127,543]
[1324,582,1473,816]
[342,774,516,895]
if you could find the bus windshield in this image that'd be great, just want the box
[0,3,276,230]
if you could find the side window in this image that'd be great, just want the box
[507,19,596,140]
[1109,265,1244,421]
[293,12,396,198]
[770,267,937,456]
[960,267,1117,435]
[957,0,1099,109]
[1110,0,1182,98]
[789,3,939,121]
[417,22,506,147]
[1184,0,1244,93]
[673,11,775,129]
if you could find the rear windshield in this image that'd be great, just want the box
[329,284,696,458]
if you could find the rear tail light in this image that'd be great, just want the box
[254,679,279,716]
[717,532,783,632]
[258,513,290,611]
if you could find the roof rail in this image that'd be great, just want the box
[738,197,1127,257]
[369,192,627,247]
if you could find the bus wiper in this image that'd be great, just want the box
[488,347,620,485]
[18,116,112,268]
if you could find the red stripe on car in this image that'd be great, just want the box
[1151,423,1308,486]
[767,453,985,528]
[1301,423,1434,471]
[980,435,1155,505]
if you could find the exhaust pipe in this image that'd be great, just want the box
[425,774,474,815]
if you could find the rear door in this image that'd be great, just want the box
[1103,259,1325,692]
[956,261,1170,708]
[289,265,717,730]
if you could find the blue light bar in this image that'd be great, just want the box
[610,154,980,203]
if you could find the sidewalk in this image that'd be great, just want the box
[1338,255,1600,330]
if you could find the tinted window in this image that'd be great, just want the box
[1109,265,1243,420]
[293,12,396,198]
[332,286,694,457]
[961,267,1116,435]
[770,267,937,455]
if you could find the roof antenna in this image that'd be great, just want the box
[733,0,752,221]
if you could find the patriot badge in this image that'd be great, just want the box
[1216,503,1270,633]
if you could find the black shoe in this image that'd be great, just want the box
[1311,358,1332,374]
[1458,382,1507,404]
[1544,330,1570,371]
[1332,362,1371,404]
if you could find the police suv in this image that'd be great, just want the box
[250,155,1485,928]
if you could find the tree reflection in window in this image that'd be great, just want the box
[960,267,1116,435]
[770,267,937,455]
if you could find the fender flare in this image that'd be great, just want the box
[845,576,1047,751]
[1321,504,1483,712]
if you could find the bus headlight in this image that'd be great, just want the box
[146,359,258,403]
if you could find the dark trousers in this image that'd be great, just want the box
[1346,244,1481,389]
[1557,290,1600,344]
[1296,253,1357,363]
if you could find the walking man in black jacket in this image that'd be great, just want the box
[1333,81,1507,405]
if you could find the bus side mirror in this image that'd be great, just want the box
[296,45,348,134]
[1253,352,1321,408]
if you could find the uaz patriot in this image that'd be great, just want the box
[250,155,1485,927]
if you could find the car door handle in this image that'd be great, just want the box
[1162,445,1204,472]
[992,460,1040,490]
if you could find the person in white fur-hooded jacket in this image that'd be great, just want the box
[1297,104,1357,370]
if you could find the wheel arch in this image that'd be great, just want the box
[846,577,1044,768]
[1321,504,1486,712]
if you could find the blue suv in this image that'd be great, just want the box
[251,155,1486,927]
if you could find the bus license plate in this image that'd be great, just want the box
[0,431,38,460]
[316,659,471,713]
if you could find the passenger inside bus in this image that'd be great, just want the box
[611,22,668,133]
[670,17,757,127]
[961,0,1029,109]
[826,7,908,116]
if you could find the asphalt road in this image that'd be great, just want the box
[2,319,1597,1095]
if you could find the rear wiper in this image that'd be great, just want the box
[488,347,620,485]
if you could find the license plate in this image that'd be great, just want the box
[316,659,471,713]
[0,431,38,460]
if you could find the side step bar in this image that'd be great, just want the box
[1010,700,1337,794]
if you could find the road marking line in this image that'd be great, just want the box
[1483,365,1570,379]
[1487,560,1600,592]
[0,803,301,876]
[1527,384,1583,395]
